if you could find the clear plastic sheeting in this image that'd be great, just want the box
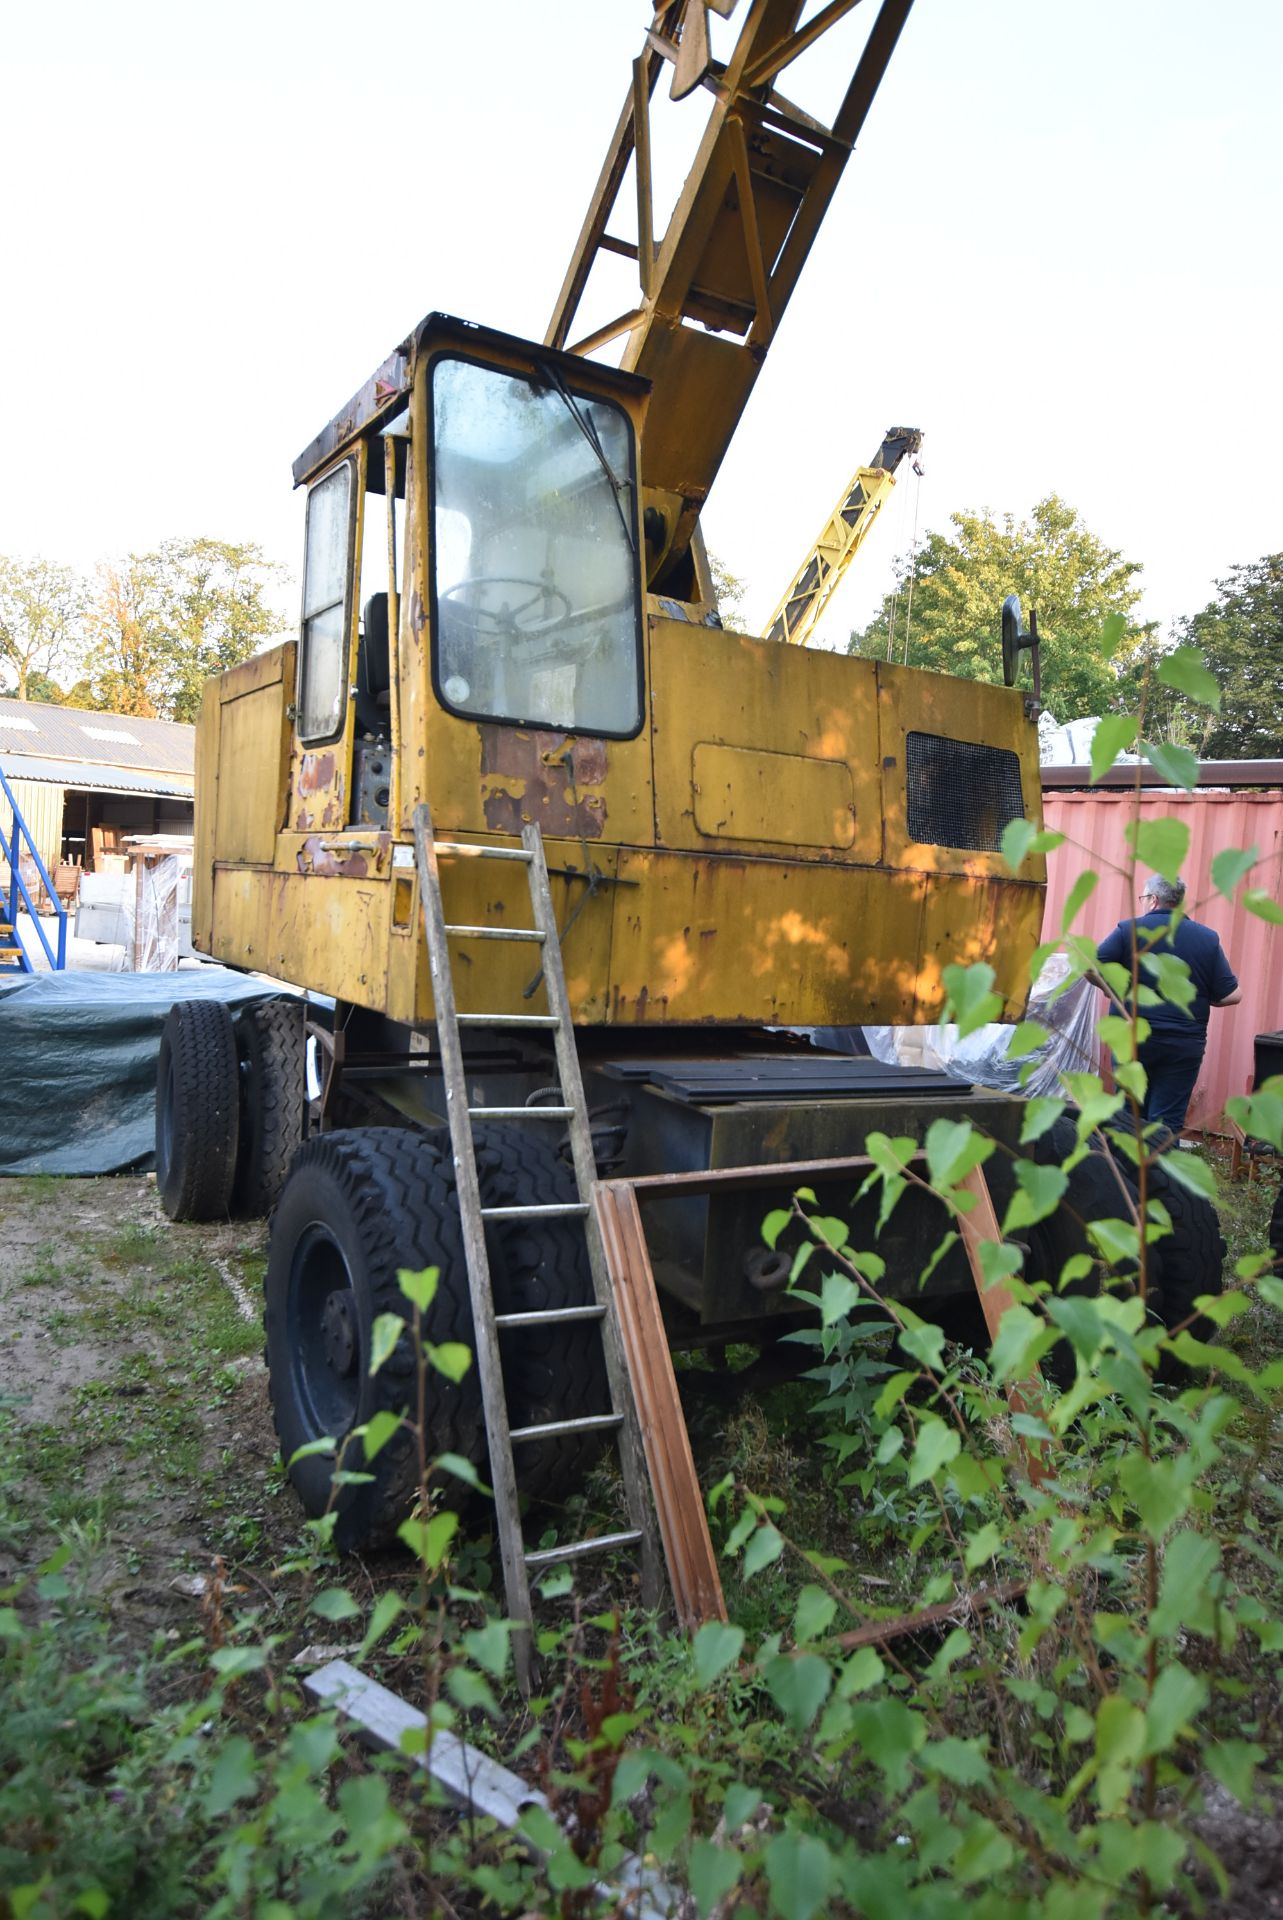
[863,954,1099,1100]
[0,969,288,1175]
[115,851,184,972]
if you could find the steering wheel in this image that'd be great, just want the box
[441,575,572,643]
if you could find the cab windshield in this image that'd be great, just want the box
[430,356,642,737]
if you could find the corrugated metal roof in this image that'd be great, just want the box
[0,696,193,776]
[1042,788,1283,1134]
[0,754,194,798]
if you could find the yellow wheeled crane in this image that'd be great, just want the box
[160,1,1052,1578]
[762,426,923,647]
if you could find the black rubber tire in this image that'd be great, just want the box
[264,1125,611,1552]
[155,999,240,1222]
[265,1128,484,1551]
[1270,1180,1283,1266]
[473,1125,610,1499]
[232,996,306,1218]
[1099,1117,1226,1330]
[1024,1117,1142,1299]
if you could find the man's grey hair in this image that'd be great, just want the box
[1141,874,1185,909]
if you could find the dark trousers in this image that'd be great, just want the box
[1138,1035,1205,1133]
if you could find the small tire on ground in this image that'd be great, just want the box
[155,998,240,1222]
[232,996,306,1218]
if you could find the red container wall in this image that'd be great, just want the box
[1041,790,1283,1133]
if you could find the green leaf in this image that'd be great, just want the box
[899,1319,946,1372]
[724,1782,762,1830]
[1161,1151,1218,1202]
[1101,611,1128,654]
[311,1586,360,1622]
[764,1831,834,1920]
[794,1585,838,1643]
[849,1697,927,1790]
[1007,1019,1050,1061]
[964,1522,1003,1570]
[1211,844,1258,901]
[433,1451,491,1495]
[358,1590,405,1658]
[71,1894,111,1920]
[1152,1530,1222,1636]
[1020,1096,1065,1144]
[1157,643,1221,711]
[426,1340,472,1383]
[762,1208,791,1250]
[1143,1662,1208,1756]
[1243,888,1283,926]
[1125,816,1190,885]
[943,961,1003,1039]
[397,1265,439,1312]
[1061,869,1099,934]
[446,1665,499,1717]
[990,1304,1056,1382]
[923,1735,991,1785]
[838,1646,885,1697]
[1205,1738,1266,1806]
[1002,1159,1068,1233]
[819,1272,861,1326]
[362,1409,403,1461]
[907,1417,961,1488]
[398,1511,459,1571]
[368,1312,405,1377]
[1094,1694,1146,1814]
[689,1840,742,1918]
[925,1115,992,1189]
[203,1733,258,1816]
[1090,713,1138,783]
[693,1620,745,1687]
[462,1619,512,1680]
[764,1652,833,1732]
[288,1435,336,1465]
[743,1524,784,1579]
[1142,739,1199,789]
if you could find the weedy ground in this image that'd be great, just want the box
[2,1144,1283,1916]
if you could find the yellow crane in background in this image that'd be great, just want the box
[762,426,923,647]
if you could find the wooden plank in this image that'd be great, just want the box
[835,1579,1027,1652]
[593,1180,727,1630]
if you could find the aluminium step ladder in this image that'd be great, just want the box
[411,804,661,1688]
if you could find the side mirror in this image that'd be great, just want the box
[1001,593,1041,700]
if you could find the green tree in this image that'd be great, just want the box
[82,538,286,722]
[1162,553,1283,758]
[848,494,1153,721]
[707,548,750,633]
[0,555,87,702]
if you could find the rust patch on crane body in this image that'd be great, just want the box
[479,725,609,838]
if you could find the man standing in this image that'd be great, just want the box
[1095,874,1241,1133]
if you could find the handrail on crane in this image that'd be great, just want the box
[762,425,922,647]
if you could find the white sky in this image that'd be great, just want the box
[2,0,1279,654]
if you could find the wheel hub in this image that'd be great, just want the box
[320,1289,356,1376]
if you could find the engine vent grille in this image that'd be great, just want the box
[906,731,1025,851]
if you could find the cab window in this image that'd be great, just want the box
[297,462,355,743]
[429,355,642,738]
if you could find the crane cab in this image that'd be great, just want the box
[193,311,1045,1031]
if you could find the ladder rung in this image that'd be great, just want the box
[467,1105,573,1121]
[434,841,532,863]
[510,1413,623,1444]
[456,1013,559,1029]
[494,1304,607,1329]
[444,924,545,943]
[525,1529,644,1569]
[479,1202,589,1221]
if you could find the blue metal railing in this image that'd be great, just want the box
[0,762,67,971]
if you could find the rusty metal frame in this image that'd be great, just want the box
[593,1146,1035,1637]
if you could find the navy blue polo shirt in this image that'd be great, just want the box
[1096,911,1237,1044]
